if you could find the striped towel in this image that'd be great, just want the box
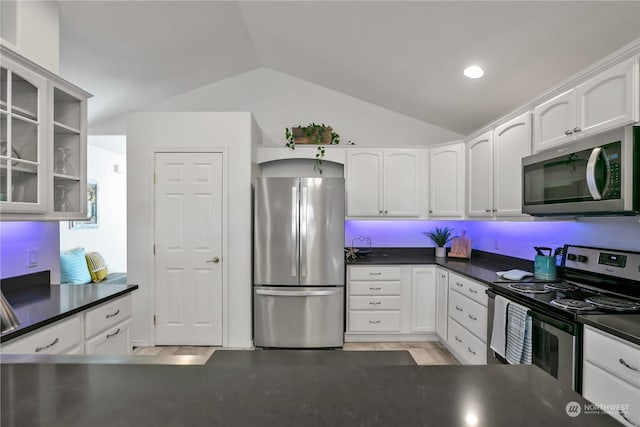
[505,302,532,365]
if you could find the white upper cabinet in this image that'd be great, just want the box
[1,46,90,220]
[0,56,48,213]
[466,131,494,217]
[346,148,419,218]
[429,143,464,218]
[493,112,531,216]
[533,55,639,152]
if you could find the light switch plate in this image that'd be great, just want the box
[27,249,38,267]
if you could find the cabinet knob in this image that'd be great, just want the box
[564,129,573,135]
[485,208,491,213]
[573,127,581,133]
[492,209,497,213]
[379,210,383,215]
[384,210,388,214]
[429,210,433,214]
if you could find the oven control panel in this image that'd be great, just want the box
[564,245,640,282]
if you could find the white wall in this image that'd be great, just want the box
[127,112,256,348]
[59,138,127,272]
[94,67,463,146]
[0,1,59,73]
[0,222,60,282]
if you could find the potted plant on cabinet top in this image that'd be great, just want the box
[423,227,455,258]
[285,123,341,174]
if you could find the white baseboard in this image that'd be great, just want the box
[344,333,440,343]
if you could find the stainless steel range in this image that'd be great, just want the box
[487,244,640,392]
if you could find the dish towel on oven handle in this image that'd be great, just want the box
[505,301,532,365]
[490,295,510,359]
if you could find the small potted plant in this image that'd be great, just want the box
[423,227,455,258]
[285,123,340,174]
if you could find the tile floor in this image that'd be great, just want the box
[133,341,459,366]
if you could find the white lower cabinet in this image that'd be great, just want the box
[345,265,437,341]
[0,315,82,355]
[84,294,133,355]
[446,273,488,365]
[582,326,640,427]
[435,268,449,342]
[1,293,133,356]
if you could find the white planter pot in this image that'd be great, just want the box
[435,247,446,258]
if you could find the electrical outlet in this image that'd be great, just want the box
[27,249,38,268]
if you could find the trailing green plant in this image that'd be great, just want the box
[422,227,455,247]
[285,123,341,174]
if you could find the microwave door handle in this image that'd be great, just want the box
[586,147,603,200]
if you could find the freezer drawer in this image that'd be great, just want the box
[254,287,344,348]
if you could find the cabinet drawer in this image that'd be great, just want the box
[1,315,82,355]
[84,294,132,338]
[447,317,487,365]
[349,266,402,281]
[583,360,640,427]
[348,311,401,332]
[85,319,132,355]
[349,296,401,310]
[584,326,640,388]
[448,290,487,342]
[449,273,488,306]
[349,282,401,296]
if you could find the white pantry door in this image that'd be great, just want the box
[154,152,223,345]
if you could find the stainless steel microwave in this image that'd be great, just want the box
[522,126,639,216]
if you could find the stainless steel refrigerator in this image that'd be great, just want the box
[253,177,345,348]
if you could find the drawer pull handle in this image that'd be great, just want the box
[369,272,382,276]
[106,328,121,339]
[469,289,478,294]
[106,309,120,319]
[468,347,476,355]
[35,338,59,353]
[619,358,639,372]
[455,336,462,343]
[468,314,477,321]
[369,302,381,305]
[456,282,463,287]
[369,320,381,324]
[455,305,463,311]
[619,410,639,427]
[369,287,381,291]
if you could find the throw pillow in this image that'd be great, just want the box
[85,252,109,282]
[60,247,92,284]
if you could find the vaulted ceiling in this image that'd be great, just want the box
[58,1,640,136]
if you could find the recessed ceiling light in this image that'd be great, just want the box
[463,65,485,79]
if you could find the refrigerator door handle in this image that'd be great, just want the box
[300,185,308,277]
[256,288,343,297]
[291,186,298,277]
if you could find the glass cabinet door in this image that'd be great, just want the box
[0,60,46,213]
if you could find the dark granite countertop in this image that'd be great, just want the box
[578,314,640,346]
[1,283,138,343]
[0,361,618,427]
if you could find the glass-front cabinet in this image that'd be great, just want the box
[0,57,47,212]
[0,45,90,219]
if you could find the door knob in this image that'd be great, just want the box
[207,257,220,264]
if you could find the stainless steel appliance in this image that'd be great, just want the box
[522,126,639,216]
[487,245,640,392]
[253,177,345,348]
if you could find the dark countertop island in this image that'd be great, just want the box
[0,359,619,427]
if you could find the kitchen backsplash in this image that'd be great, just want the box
[345,217,640,261]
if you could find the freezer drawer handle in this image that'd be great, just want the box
[256,289,343,297]
[35,338,59,353]
[369,320,381,324]
[619,358,639,372]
